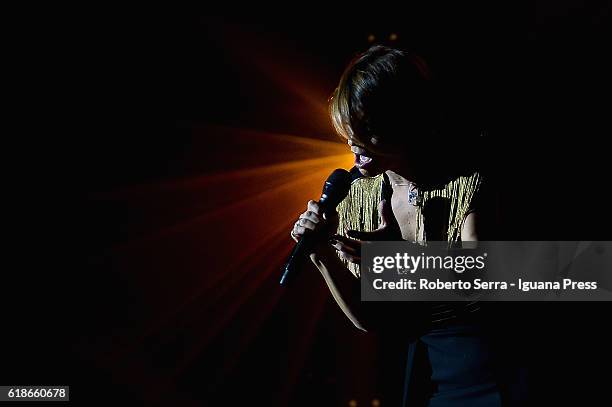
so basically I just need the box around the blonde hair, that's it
[328,45,434,148]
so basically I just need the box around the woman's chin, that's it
[357,165,383,177]
[353,153,384,177]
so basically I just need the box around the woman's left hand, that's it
[329,198,402,264]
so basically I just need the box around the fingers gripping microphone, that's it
[280,168,352,286]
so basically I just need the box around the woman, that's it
[290,46,522,406]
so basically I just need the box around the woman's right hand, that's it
[290,200,337,244]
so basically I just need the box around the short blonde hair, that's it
[328,45,434,149]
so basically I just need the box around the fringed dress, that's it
[334,171,505,406]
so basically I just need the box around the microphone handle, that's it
[279,204,333,286]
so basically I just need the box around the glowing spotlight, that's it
[367,34,376,43]
[389,33,398,41]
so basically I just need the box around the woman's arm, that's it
[292,198,417,333]
[290,200,369,332]
[309,243,368,332]
[461,211,479,242]
[307,198,406,333]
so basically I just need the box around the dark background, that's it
[6,5,612,406]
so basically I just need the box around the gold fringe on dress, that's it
[415,172,482,243]
[335,173,384,278]
[335,171,482,278]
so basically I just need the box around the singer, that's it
[290,46,523,406]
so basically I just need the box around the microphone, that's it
[280,168,353,286]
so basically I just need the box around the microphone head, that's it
[319,168,352,209]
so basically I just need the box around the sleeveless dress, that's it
[334,170,505,406]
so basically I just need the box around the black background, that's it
[5,5,612,406]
